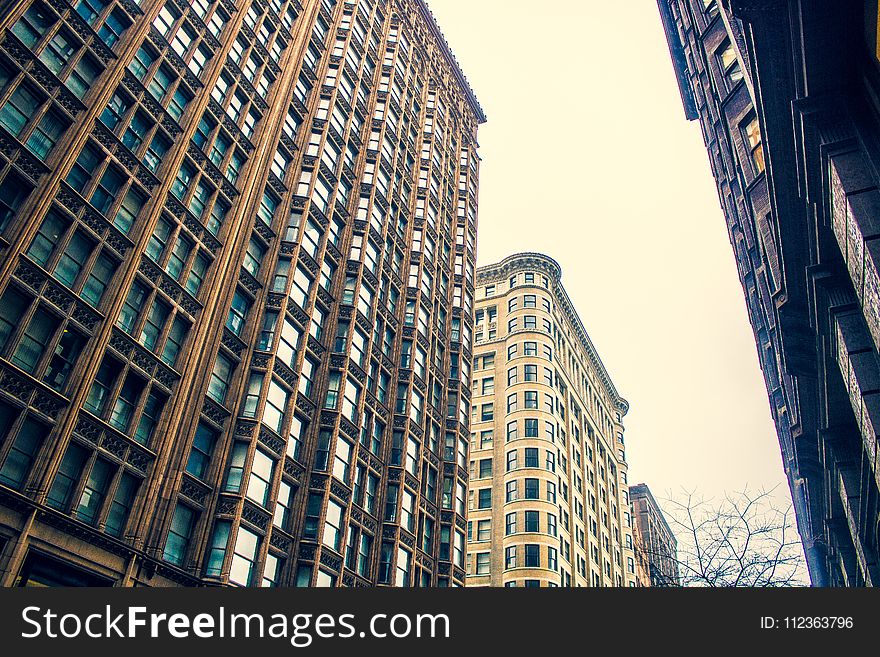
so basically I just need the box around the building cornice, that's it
[477,253,629,416]
[414,0,487,124]
[630,483,677,546]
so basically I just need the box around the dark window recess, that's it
[14,550,114,587]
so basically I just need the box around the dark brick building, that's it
[0,0,484,586]
[658,0,880,585]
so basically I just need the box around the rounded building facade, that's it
[467,253,635,587]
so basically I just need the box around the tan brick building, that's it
[465,253,637,587]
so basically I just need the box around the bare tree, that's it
[636,487,808,587]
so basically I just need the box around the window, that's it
[289,267,312,309]
[333,437,352,482]
[226,289,250,336]
[11,306,59,374]
[27,210,67,268]
[524,447,539,468]
[83,357,118,415]
[743,113,765,173]
[0,413,45,490]
[105,472,138,537]
[246,450,274,507]
[0,170,33,234]
[524,544,540,568]
[524,510,539,533]
[524,478,539,500]
[401,488,416,532]
[303,492,322,539]
[81,252,117,308]
[108,373,142,431]
[229,526,259,586]
[315,430,332,472]
[75,457,113,524]
[343,377,361,422]
[243,238,265,278]
[139,297,168,350]
[405,437,419,476]
[323,500,344,551]
[299,356,317,397]
[474,552,490,575]
[260,378,287,433]
[505,480,517,503]
[203,521,230,577]
[524,419,538,438]
[186,422,217,479]
[506,449,518,472]
[505,546,516,569]
[274,480,294,530]
[718,40,743,86]
[207,352,234,404]
[12,5,54,48]
[0,85,69,158]
[163,503,195,566]
[115,187,145,235]
[357,533,372,577]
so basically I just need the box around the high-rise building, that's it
[465,253,637,587]
[629,483,678,587]
[657,0,880,585]
[0,0,484,587]
[629,507,652,588]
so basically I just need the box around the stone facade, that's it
[658,0,880,585]
[465,253,637,587]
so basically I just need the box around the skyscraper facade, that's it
[0,0,484,587]
[658,0,880,585]
[465,253,637,587]
[629,483,679,587]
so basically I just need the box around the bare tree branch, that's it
[633,487,808,587]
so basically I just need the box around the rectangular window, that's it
[229,526,259,586]
[207,352,234,404]
[743,113,765,173]
[185,422,217,479]
[204,520,231,577]
[75,457,114,525]
[163,503,196,566]
[222,442,248,493]
[0,416,45,490]
[104,472,139,537]
[246,449,274,507]
[323,499,344,552]
[12,306,58,373]
[46,442,89,510]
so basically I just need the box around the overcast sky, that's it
[426,0,793,511]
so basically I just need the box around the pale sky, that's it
[427,1,793,511]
